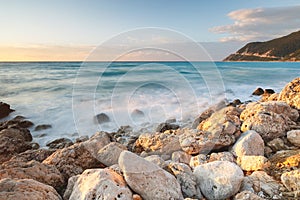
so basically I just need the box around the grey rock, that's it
[287,130,300,147]
[94,113,110,124]
[281,169,300,192]
[97,142,127,166]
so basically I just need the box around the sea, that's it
[0,61,299,146]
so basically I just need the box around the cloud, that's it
[211,5,300,42]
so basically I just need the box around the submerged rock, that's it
[66,168,132,200]
[193,161,244,200]
[0,178,62,200]
[34,124,52,131]
[119,150,183,200]
[0,102,14,119]
[278,77,300,109]
[94,113,110,124]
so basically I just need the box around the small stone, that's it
[0,102,14,119]
[281,169,300,191]
[144,155,167,169]
[237,156,270,171]
[172,151,192,165]
[252,88,264,96]
[208,152,234,163]
[97,142,127,167]
[267,138,286,151]
[156,122,180,133]
[94,113,110,124]
[189,154,207,168]
[46,138,73,149]
[287,130,300,147]
[34,124,52,131]
[234,190,264,200]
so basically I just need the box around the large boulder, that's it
[231,130,264,157]
[66,168,132,200]
[240,101,298,141]
[193,161,244,200]
[43,132,110,181]
[278,77,300,109]
[118,150,183,200]
[0,160,64,191]
[0,102,14,119]
[0,178,62,200]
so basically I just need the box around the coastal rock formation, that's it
[118,150,183,200]
[46,138,73,149]
[231,130,265,157]
[8,149,55,163]
[0,160,64,191]
[193,161,244,200]
[66,168,132,200]
[0,178,62,200]
[278,77,300,109]
[0,102,14,119]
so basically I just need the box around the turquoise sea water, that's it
[0,61,299,145]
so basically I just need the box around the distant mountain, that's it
[224,30,300,61]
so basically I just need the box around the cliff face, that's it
[224,30,300,61]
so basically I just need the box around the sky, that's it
[0,0,300,61]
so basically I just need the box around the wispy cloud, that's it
[211,5,300,42]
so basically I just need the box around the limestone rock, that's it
[156,122,180,133]
[248,171,283,198]
[43,131,110,181]
[240,101,298,141]
[63,175,79,200]
[193,161,244,200]
[0,102,14,119]
[281,169,300,192]
[97,142,127,166]
[119,150,183,200]
[231,130,264,157]
[9,149,55,163]
[172,151,192,165]
[189,154,207,169]
[0,178,62,200]
[67,168,132,200]
[237,156,269,171]
[234,191,264,200]
[287,130,300,147]
[208,151,234,163]
[168,162,203,199]
[278,77,300,109]
[144,155,167,169]
[0,160,64,191]
[267,138,286,152]
[46,138,73,149]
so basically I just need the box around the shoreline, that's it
[0,77,300,199]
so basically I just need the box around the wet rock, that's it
[172,151,192,165]
[119,150,183,200]
[265,89,275,94]
[131,109,145,118]
[96,142,127,167]
[208,151,234,163]
[168,162,203,199]
[0,127,32,142]
[229,99,242,107]
[144,155,167,169]
[75,135,89,143]
[237,156,270,171]
[166,118,176,123]
[193,161,244,200]
[156,122,180,133]
[66,168,132,200]
[252,88,264,96]
[278,77,300,109]
[0,102,14,119]
[43,132,110,181]
[34,124,52,131]
[94,113,110,124]
[133,131,181,156]
[281,169,300,192]
[0,178,62,200]
[240,101,298,141]
[46,138,73,149]
[287,130,300,147]
[231,130,265,157]
[248,171,283,198]
[234,191,264,200]
[189,154,207,169]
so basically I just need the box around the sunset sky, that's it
[1,0,300,61]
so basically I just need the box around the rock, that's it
[0,178,62,200]
[194,161,244,200]
[63,175,79,200]
[281,169,300,192]
[0,160,64,192]
[131,109,145,118]
[229,99,242,107]
[166,118,176,123]
[75,135,89,143]
[248,171,283,198]
[231,130,265,157]
[119,150,183,200]
[172,151,192,165]
[66,168,132,200]
[94,113,110,124]
[96,142,127,167]
[133,131,182,156]
[43,131,110,181]
[144,155,167,169]
[189,154,207,169]
[168,162,203,199]
[34,124,52,131]
[252,88,264,96]
[240,101,298,141]
[287,130,300,147]
[237,156,270,171]
[46,138,73,149]
[9,148,55,163]
[234,191,264,200]
[0,127,32,142]
[0,102,14,119]
[278,77,300,109]
[208,151,234,163]
[156,122,180,133]
[266,149,300,180]
[267,138,286,152]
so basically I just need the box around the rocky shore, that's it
[0,77,300,200]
